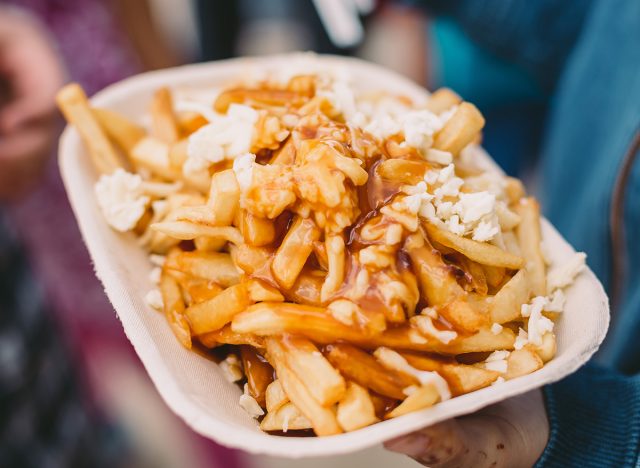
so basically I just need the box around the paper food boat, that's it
[58,54,609,458]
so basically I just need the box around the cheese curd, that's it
[95,169,149,232]
[184,104,258,174]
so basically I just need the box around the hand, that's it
[385,390,548,468]
[0,7,66,200]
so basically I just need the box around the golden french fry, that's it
[433,102,485,155]
[484,265,508,291]
[165,250,240,287]
[182,279,223,304]
[260,402,312,432]
[92,107,146,153]
[230,244,277,284]
[240,345,274,408]
[325,343,416,400]
[505,177,526,204]
[271,217,321,289]
[56,83,123,173]
[336,383,379,431]
[168,139,189,170]
[376,158,431,185]
[198,325,264,349]
[425,87,462,114]
[177,111,207,135]
[401,353,499,396]
[457,255,489,295]
[150,87,180,144]
[160,270,192,349]
[516,198,546,296]
[186,283,250,335]
[269,137,295,165]
[265,379,289,413]
[208,169,240,226]
[237,211,275,246]
[278,336,346,406]
[505,347,543,380]
[425,223,524,270]
[131,137,181,181]
[489,269,530,323]
[151,221,243,245]
[385,385,439,419]
[320,235,345,302]
[535,333,557,363]
[247,279,284,302]
[232,302,515,354]
[284,269,324,306]
[194,236,227,252]
[265,338,342,436]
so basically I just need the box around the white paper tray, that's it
[58,54,609,458]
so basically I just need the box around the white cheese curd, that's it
[185,103,258,175]
[149,254,166,267]
[484,350,510,374]
[491,323,504,335]
[454,192,496,224]
[239,383,264,419]
[149,267,162,284]
[219,354,244,383]
[232,153,256,191]
[472,219,500,242]
[318,79,358,121]
[514,328,529,350]
[413,315,458,344]
[521,295,547,318]
[95,169,150,232]
[547,252,587,291]
[526,300,555,346]
[374,347,451,401]
[144,289,163,310]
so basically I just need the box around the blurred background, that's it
[0,0,549,466]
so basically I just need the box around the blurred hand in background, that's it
[0,6,65,200]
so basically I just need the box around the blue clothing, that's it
[415,0,640,465]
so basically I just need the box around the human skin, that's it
[385,390,549,467]
[0,6,66,200]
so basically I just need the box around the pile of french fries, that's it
[57,69,585,436]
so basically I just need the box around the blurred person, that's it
[382,0,640,466]
[0,2,242,467]
[0,5,130,467]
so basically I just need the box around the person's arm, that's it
[386,363,640,467]
[409,0,593,89]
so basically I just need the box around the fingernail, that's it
[385,433,430,458]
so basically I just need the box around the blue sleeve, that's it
[536,363,640,467]
[407,0,593,89]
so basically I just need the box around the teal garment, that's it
[414,0,640,465]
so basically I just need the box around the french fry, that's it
[198,325,264,349]
[457,255,488,295]
[425,87,462,114]
[232,302,516,354]
[271,217,321,289]
[182,279,223,304]
[265,338,342,436]
[284,270,324,306]
[131,137,181,181]
[160,270,192,349]
[433,102,485,156]
[325,343,416,399]
[336,383,379,431]
[260,402,312,432]
[92,107,146,153]
[535,333,557,363]
[237,211,276,246]
[376,159,431,185]
[168,139,189,170]
[150,87,180,144]
[165,250,240,287]
[240,345,274,407]
[385,385,439,419]
[186,283,250,335]
[278,336,346,406]
[489,269,530,323]
[320,235,345,302]
[56,83,123,173]
[247,278,284,302]
[151,221,243,245]
[401,353,499,396]
[505,347,543,380]
[424,222,524,270]
[516,198,546,296]
[177,111,208,135]
[484,265,507,291]
[194,236,227,252]
[208,169,240,226]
